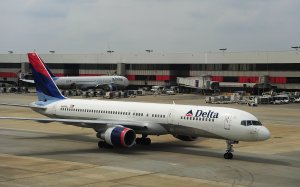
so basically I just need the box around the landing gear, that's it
[224,152,233,159]
[224,140,238,159]
[98,140,113,149]
[96,132,113,149]
[136,134,151,145]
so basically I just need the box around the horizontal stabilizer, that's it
[20,79,35,84]
[0,103,46,109]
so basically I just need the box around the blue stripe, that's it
[111,126,124,146]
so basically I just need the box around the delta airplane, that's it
[0,53,271,159]
[21,56,129,91]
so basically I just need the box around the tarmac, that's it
[0,93,299,187]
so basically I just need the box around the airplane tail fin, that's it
[27,52,65,101]
[40,58,56,78]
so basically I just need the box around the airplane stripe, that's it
[28,53,50,78]
[120,128,129,147]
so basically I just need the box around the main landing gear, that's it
[96,132,113,149]
[136,134,151,145]
[224,140,239,159]
[98,140,113,149]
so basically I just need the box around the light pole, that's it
[219,48,227,52]
[145,49,153,53]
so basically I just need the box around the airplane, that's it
[20,56,129,91]
[0,52,271,159]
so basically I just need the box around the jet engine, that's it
[106,84,117,91]
[173,135,198,141]
[100,126,136,147]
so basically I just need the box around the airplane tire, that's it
[98,141,113,149]
[144,138,151,145]
[224,153,233,159]
[98,141,105,149]
[136,137,151,145]
[136,138,142,144]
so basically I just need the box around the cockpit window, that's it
[241,120,262,126]
[247,120,253,126]
[251,121,262,126]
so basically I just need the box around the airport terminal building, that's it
[0,50,300,91]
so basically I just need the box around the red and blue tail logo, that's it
[185,110,193,117]
[28,53,65,101]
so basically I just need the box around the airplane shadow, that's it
[17,134,291,166]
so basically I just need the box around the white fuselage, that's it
[33,99,270,142]
[53,75,129,90]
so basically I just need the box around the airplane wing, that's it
[20,79,35,84]
[0,117,150,131]
[0,103,167,133]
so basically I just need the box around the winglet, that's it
[28,52,65,101]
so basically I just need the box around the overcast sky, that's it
[0,0,299,54]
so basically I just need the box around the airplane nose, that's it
[257,126,271,140]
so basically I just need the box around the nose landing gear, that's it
[224,140,238,159]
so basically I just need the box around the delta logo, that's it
[185,110,193,117]
[185,109,219,118]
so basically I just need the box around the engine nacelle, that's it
[106,84,117,91]
[173,135,198,141]
[103,126,136,147]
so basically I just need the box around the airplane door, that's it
[224,114,231,130]
[168,109,174,125]
[52,105,56,115]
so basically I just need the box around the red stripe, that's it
[269,77,287,84]
[120,128,129,147]
[127,75,136,80]
[211,76,223,82]
[239,76,259,83]
[53,73,64,77]
[156,75,171,81]
[0,72,17,78]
